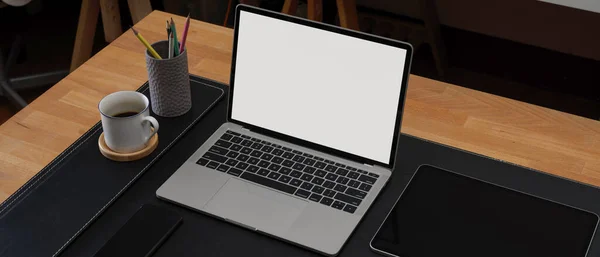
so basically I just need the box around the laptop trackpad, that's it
[204,178,307,235]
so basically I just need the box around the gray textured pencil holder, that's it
[145,40,192,117]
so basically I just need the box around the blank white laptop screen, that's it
[231,10,408,165]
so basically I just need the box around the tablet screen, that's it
[371,165,598,257]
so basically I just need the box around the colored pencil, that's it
[179,14,190,54]
[166,20,171,39]
[170,18,180,56]
[168,32,173,59]
[131,27,162,59]
[167,20,172,58]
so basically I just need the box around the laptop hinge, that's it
[363,163,374,168]
[240,127,250,132]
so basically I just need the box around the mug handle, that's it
[142,116,159,143]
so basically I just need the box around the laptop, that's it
[156,4,413,256]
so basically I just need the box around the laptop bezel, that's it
[227,4,413,170]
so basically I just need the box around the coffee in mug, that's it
[113,111,140,117]
[99,91,159,153]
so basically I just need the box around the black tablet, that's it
[370,165,599,257]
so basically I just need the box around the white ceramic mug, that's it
[99,91,159,153]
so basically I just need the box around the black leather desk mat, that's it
[0,75,225,257]
[59,90,600,256]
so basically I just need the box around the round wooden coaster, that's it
[98,132,158,162]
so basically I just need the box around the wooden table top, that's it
[0,11,599,203]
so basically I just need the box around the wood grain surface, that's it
[1,11,599,203]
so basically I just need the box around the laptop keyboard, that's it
[196,130,379,214]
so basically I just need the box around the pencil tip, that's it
[187,13,190,18]
[131,26,138,34]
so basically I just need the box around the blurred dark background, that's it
[0,0,599,123]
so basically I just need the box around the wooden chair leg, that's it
[100,0,122,42]
[421,0,447,76]
[127,0,152,24]
[307,0,323,21]
[70,0,100,72]
[335,0,359,30]
[282,0,298,15]
[224,0,234,26]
